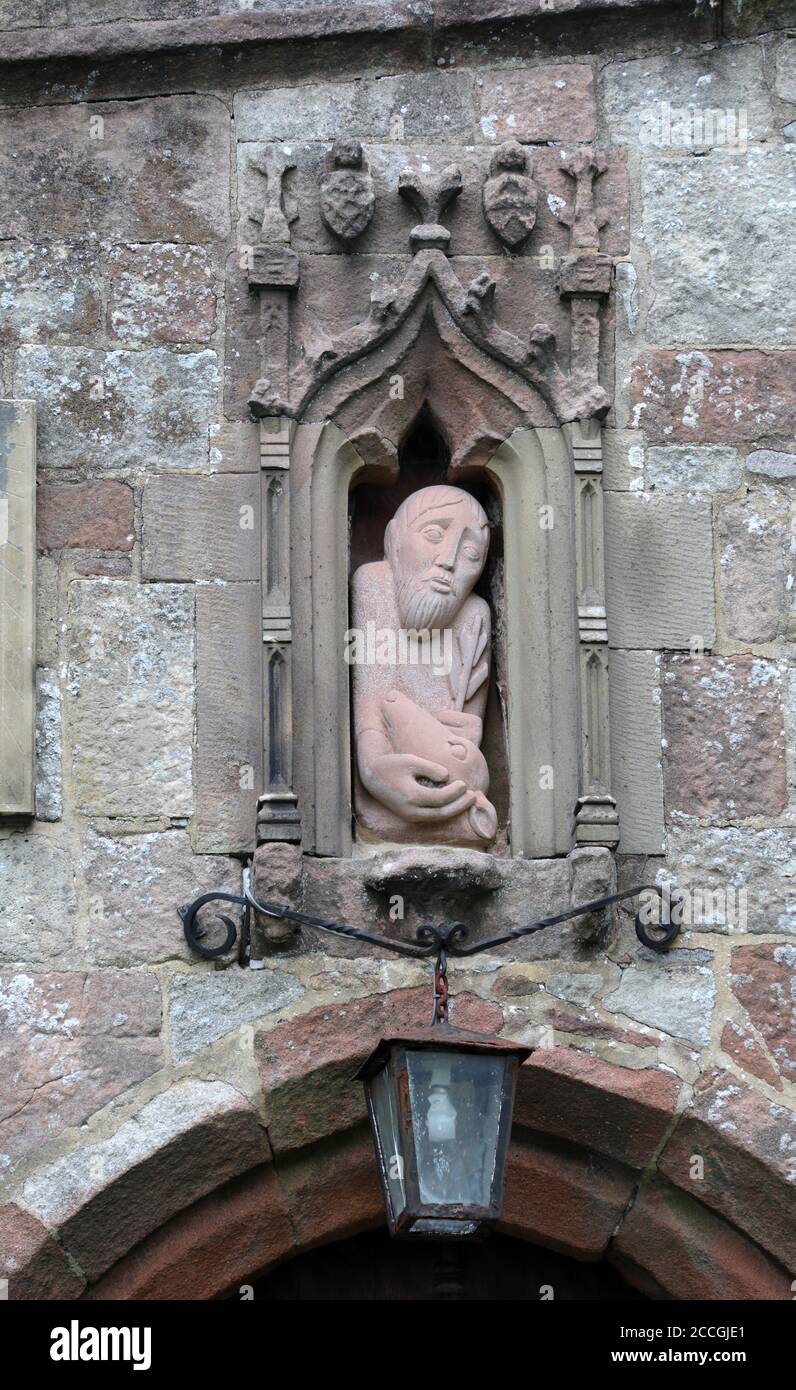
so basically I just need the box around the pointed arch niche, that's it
[256,293,618,859]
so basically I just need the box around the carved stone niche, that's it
[245,145,620,939]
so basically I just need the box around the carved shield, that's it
[483,169,538,248]
[320,167,375,244]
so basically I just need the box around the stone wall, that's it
[0,0,794,1296]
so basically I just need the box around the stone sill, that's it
[0,0,683,67]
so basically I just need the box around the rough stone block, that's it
[84,828,242,966]
[194,582,263,854]
[169,967,303,1064]
[22,1080,271,1281]
[207,418,260,474]
[66,580,193,819]
[14,345,218,472]
[662,656,787,819]
[610,1179,792,1301]
[501,1135,634,1259]
[646,445,741,493]
[0,1203,85,1301]
[0,96,231,243]
[721,1019,781,1091]
[609,650,664,855]
[142,475,259,581]
[37,480,134,552]
[602,428,644,491]
[600,45,773,147]
[35,554,58,666]
[775,37,796,103]
[718,492,790,643]
[746,449,796,479]
[0,830,77,964]
[631,349,796,443]
[731,943,796,1087]
[658,1069,796,1272]
[234,70,477,143]
[603,962,715,1046]
[514,1048,683,1169]
[604,494,715,648]
[0,243,101,342]
[665,824,795,936]
[108,243,217,344]
[641,149,796,346]
[477,64,596,142]
[34,669,62,822]
[0,970,162,1172]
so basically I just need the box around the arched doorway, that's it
[243,1228,647,1301]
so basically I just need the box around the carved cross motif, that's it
[557,147,608,251]
[248,145,298,244]
[398,163,463,250]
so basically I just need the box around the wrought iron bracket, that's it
[178,881,682,964]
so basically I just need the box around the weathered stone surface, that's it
[84,828,242,966]
[234,71,477,143]
[0,970,162,1172]
[207,418,260,474]
[545,971,603,1007]
[169,967,303,1064]
[15,346,218,472]
[0,96,231,242]
[666,824,795,936]
[662,656,787,819]
[0,831,77,964]
[605,495,715,648]
[34,669,62,822]
[514,1048,683,1168]
[255,987,503,1153]
[142,475,258,580]
[646,445,741,493]
[477,65,595,143]
[0,398,36,816]
[609,650,663,855]
[85,1163,293,1301]
[610,1179,792,1301]
[0,243,101,341]
[721,1020,781,1091]
[194,582,262,855]
[275,1130,383,1251]
[603,963,715,1046]
[601,45,773,148]
[500,1134,634,1259]
[66,580,193,818]
[631,350,796,443]
[746,449,796,479]
[108,243,217,344]
[36,555,58,666]
[731,943,796,1086]
[0,1202,85,1301]
[37,481,134,552]
[775,37,796,103]
[22,1080,271,1281]
[658,1069,796,1271]
[718,493,790,643]
[602,427,645,491]
[641,149,796,346]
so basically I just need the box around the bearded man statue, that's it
[349,484,498,846]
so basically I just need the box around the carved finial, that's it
[319,137,375,245]
[482,141,539,249]
[398,164,463,251]
[463,270,497,324]
[249,145,298,245]
[556,147,608,250]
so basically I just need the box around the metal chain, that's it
[432,948,449,1025]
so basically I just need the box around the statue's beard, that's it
[395,572,462,632]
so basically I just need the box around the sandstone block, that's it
[601,45,772,148]
[665,824,795,936]
[631,349,796,443]
[169,967,303,1064]
[731,943,796,1087]
[142,474,259,581]
[603,962,715,1046]
[718,492,790,642]
[477,64,596,142]
[500,1135,634,1259]
[605,494,715,648]
[609,650,664,854]
[108,243,217,345]
[0,243,101,341]
[645,445,741,493]
[0,831,77,964]
[234,71,477,143]
[0,1203,84,1301]
[34,669,62,822]
[37,480,134,552]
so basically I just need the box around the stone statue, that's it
[349,485,497,846]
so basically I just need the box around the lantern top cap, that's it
[354,1022,532,1081]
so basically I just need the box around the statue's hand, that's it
[361,752,475,823]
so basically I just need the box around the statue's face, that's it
[389,496,488,630]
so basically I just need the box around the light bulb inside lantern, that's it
[427,1058,457,1142]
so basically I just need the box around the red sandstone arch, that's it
[2,993,793,1301]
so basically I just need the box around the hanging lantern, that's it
[356,1023,531,1239]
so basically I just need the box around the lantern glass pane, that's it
[406,1050,506,1209]
[368,1059,407,1223]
